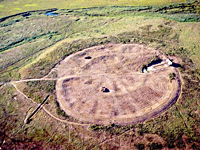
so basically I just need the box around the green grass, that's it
[0,0,186,18]
[0,1,199,82]
[16,80,56,103]
[0,1,200,149]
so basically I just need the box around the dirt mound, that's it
[55,44,181,125]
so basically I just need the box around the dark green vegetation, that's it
[169,72,176,81]
[0,0,186,18]
[0,1,200,149]
[17,80,56,103]
[15,80,77,122]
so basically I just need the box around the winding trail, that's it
[9,61,182,126]
[10,67,182,125]
[3,42,183,147]
[12,78,58,83]
[11,79,91,126]
[7,60,183,149]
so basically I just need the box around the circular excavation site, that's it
[56,44,181,125]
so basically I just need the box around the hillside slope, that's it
[0,0,186,17]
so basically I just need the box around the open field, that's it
[0,0,186,18]
[0,1,200,149]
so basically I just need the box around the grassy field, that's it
[0,1,200,149]
[0,0,186,18]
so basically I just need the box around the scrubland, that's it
[0,1,200,149]
[0,0,186,18]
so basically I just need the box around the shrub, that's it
[149,142,163,150]
[169,72,176,81]
[134,143,145,150]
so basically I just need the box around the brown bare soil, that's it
[56,44,181,125]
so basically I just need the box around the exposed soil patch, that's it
[55,44,181,125]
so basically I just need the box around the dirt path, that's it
[9,70,182,148]
[5,43,183,128]
[7,47,183,148]
[91,68,183,148]
[12,73,182,124]
[54,44,183,125]
[11,78,58,84]
[11,82,37,104]
[9,43,183,126]
[42,68,58,79]
[11,81,90,126]
[10,65,182,126]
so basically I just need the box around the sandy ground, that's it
[55,44,180,125]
